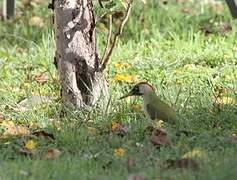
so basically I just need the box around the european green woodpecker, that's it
[120,82,177,123]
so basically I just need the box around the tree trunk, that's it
[54,0,109,109]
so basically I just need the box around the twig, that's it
[101,12,113,64]
[99,0,133,71]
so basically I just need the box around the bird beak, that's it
[119,90,134,100]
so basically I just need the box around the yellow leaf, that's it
[25,140,37,150]
[182,148,204,159]
[114,74,138,83]
[114,62,130,69]
[29,16,44,28]
[111,122,121,131]
[114,148,125,157]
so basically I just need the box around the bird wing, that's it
[146,102,159,120]
[146,99,177,122]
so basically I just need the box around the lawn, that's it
[0,0,236,179]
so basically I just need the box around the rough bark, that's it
[54,0,109,109]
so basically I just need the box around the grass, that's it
[0,0,237,179]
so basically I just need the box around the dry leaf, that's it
[29,16,44,28]
[150,128,172,147]
[34,73,49,84]
[25,140,37,150]
[166,158,199,170]
[1,121,30,138]
[111,122,130,136]
[46,148,61,159]
[114,148,125,157]
[111,122,121,131]
[128,174,144,180]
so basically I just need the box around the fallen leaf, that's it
[114,148,125,157]
[166,158,199,170]
[114,62,131,69]
[111,122,130,136]
[32,130,55,140]
[46,148,61,159]
[34,73,49,84]
[128,174,144,180]
[111,122,121,131]
[29,16,45,28]
[182,148,204,159]
[24,139,37,150]
[150,128,172,147]
[1,121,30,138]
[114,74,138,83]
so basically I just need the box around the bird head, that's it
[120,82,155,99]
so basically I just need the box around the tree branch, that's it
[101,12,113,64]
[99,0,133,71]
